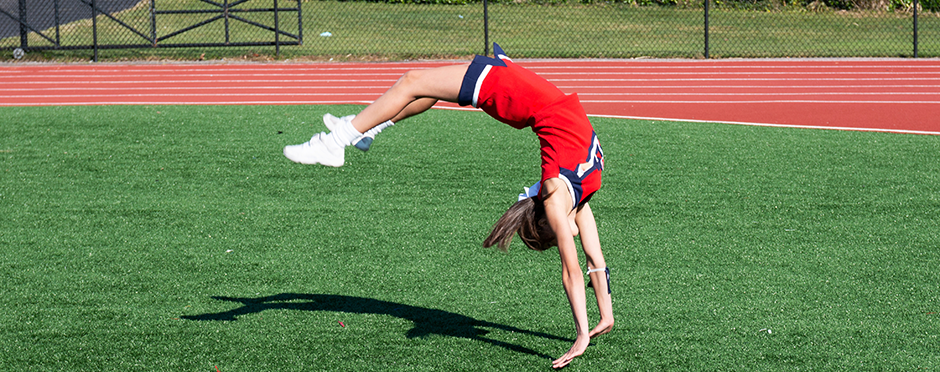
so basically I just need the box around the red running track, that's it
[2,59,938,135]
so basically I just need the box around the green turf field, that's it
[1,105,938,370]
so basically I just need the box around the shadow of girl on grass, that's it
[182,293,570,359]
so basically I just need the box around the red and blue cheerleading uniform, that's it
[457,43,604,208]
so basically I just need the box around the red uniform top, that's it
[458,44,604,207]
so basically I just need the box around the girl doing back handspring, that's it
[284,44,614,369]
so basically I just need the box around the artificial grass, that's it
[1,105,938,371]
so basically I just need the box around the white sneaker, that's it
[283,132,345,167]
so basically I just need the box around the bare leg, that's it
[392,97,439,123]
[350,64,468,133]
[283,64,465,167]
[320,95,440,153]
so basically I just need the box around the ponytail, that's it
[483,196,557,252]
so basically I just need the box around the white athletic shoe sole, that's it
[283,132,345,167]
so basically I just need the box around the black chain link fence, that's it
[1,0,935,61]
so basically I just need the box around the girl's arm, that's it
[575,203,614,337]
[541,178,591,369]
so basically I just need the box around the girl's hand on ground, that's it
[552,334,590,369]
[589,320,613,338]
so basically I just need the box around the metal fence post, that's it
[913,0,919,58]
[92,0,98,61]
[704,0,710,58]
[275,0,280,58]
[483,0,489,56]
[224,0,230,44]
[54,0,61,46]
[297,0,303,45]
[18,0,27,50]
[150,0,157,46]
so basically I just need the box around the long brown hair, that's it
[483,197,557,252]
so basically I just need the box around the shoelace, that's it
[303,133,324,147]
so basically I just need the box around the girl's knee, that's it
[397,70,425,87]
[392,64,465,102]
[392,69,441,98]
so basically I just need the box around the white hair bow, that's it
[518,181,542,201]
